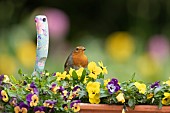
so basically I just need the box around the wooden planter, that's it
[80,103,170,113]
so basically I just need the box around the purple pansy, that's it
[26,93,39,107]
[34,106,46,112]
[107,78,120,94]
[151,81,160,88]
[14,102,29,113]
[58,86,64,92]
[73,86,80,92]
[9,97,17,106]
[30,82,38,94]
[43,100,57,108]
[26,94,33,104]
[70,100,81,108]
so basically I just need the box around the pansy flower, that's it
[0,90,9,102]
[62,104,68,111]
[107,78,120,94]
[50,83,59,94]
[14,102,28,113]
[25,82,38,94]
[88,62,102,79]
[116,93,125,103]
[34,106,46,113]
[76,67,84,80]
[89,93,100,104]
[43,100,56,108]
[9,97,17,106]
[26,93,39,107]
[134,82,146,94]
[151,81,160,88]
[72,86,80,97]
[70,100,81,112]
[86,81,101,104]
[56,71,67,81]
[98,61,108,74]
[62,90,70,101]
[162,92,170,105]
[58,86,65,92]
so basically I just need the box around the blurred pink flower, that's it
[148,35,170,63]
[44,8,70,40]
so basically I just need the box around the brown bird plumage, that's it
[64,46,88,72]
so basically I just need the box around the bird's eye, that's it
[42,18,46,22]
[76,48,79,51]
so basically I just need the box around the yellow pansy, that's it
[1,90,9,102]
[89,93,100,104]
[116,93,125,103]
[134,82,146,94]
[86,82,100,98]
[147,93,154,99]
[71,103,80,112]
[98,61,108,74]
[162,92,170,105]
[56,71,67,81]
[30,94,39,107]
[76,67,84,79]
[88,62,102,79]
[104,79,110,87]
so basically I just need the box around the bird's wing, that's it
[64,52,73,72]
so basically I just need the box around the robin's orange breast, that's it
[72,52,88,68]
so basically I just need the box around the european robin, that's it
[64,46,88,72]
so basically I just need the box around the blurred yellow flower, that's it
[136,53,161,77]
[0,54,16,74]
[16,40,36,68]
[105,32,135,62]
[88,62,102,79]
[162,92,170,105]
[163,79,170,86]
[134,82,146,94]
[116,93,125,103]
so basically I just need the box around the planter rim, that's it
[80,103,170,112]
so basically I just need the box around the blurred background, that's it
[0,0,170,82]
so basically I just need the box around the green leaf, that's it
[7,89,17,97]
[98,73,104,79]
[9,75,18,84]
[79,90,87,99]
[80,69,86,83]
[96,78,104,86]
[100,90,110,98]
[72,71,78,80]
[128,98,135,109]
[18,69,23,75]
[154,87,162,95]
